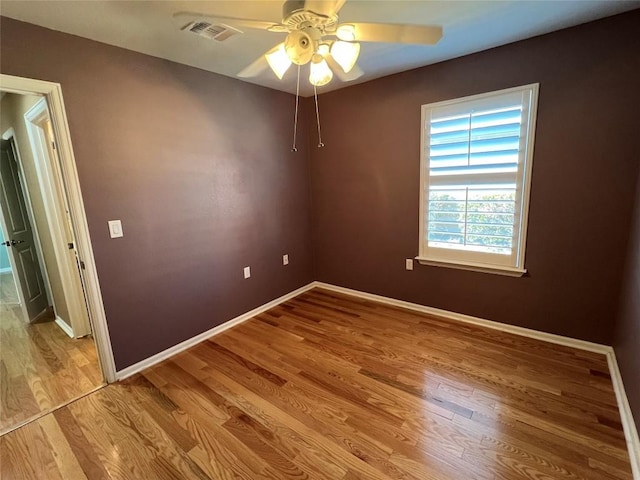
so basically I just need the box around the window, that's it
[418,84,539,276]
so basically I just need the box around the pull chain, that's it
[314,85,324,148]
[291,65,301,152]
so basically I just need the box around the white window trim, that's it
[415,257,527,277]
[417,83,539,276]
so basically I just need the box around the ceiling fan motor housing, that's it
[283,0,307,19]
[282,0,338,31]
[285,27,321,65]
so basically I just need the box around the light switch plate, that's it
[283,254,289,265]
[108,220,123,238]
[406,259,414,270]
[243,266,251,279]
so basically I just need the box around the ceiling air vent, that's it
[182,21,242,41]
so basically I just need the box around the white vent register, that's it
[182,21,242,41]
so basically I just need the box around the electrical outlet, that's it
[283,254,289,265]
[406,259,414,270]
[243,266,251,279]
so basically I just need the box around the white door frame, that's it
[0,74,116,383]
[1,129,54,311]
[24,97,91,338]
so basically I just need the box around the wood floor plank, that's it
[1,288,633,479]
[202,366,392,480]
[173,357,350,479]
[0,304,103,434]
[0,418,64,480]
[53,406,112,479]
[123,374,199,453]
[37,414,89,480]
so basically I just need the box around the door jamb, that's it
[0,74,116,383]
[24,97,91,338]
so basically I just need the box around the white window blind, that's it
[418,84,538,274]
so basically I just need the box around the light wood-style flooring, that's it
[0,272,19,304]
[0,302,103,434]
[1,288,633,479]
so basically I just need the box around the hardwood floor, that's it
[1,288,633,479]
[0,303,103,434]
[0,271,19,304]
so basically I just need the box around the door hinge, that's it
[51,141,56,150]
[80,260,86,270]
[68,242,74,250]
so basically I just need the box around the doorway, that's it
[0,75,115,435]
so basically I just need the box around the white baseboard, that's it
[0,267,12,274]
[115,282,316,381]
[607,351,640,479]
[313,282,611,354]
[312,281,640,479]
[55,316,74,338]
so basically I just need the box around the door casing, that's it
[23,97,91,338]
[1,74,116,383]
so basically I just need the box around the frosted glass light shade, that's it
[265,43,292,79]
[336,24,356,41]
[309,58,333,86]
[330,41,360,73]
[317,43,330,57]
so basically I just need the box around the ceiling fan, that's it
[174,0,443,88]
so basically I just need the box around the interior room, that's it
[0,1,639,479]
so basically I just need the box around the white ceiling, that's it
[1,1,638,96]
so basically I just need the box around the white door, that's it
[0,139,49,320]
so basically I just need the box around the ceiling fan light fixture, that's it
[317,43,330,57]
[309,57,333,86]
[265,43,292,79]
[336,24,356,41]
[330,40,360,73]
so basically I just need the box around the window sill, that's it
[415,257,527,277]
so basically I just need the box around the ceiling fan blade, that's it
[238,55,270,78]
[303,0,347,17]
[343,23,442,45]
[325,56,363,82]
[173,12,283,31]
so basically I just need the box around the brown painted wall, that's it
[614,164,640,432]
[310,10,640,345]
[0,17,313,370]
